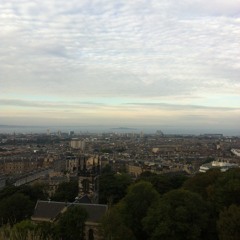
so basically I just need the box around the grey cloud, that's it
[125,102,240,111]
[0,99,106,109]
[0,0,240,100]
[155,0,240,17]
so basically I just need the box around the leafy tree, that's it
[0,224,12,240]
[37,222,56,240]
[0,220,54,240]
[101,164,113,174]
[120,181,160,240]
[11,220,38,240]
[183,169,221,199]
[99,172,132,204]
[0,193,34,225]
[208,168,240,210]
[0,185,18,199]
[52,180,78,202]
[100,206,136,240]
[143,189,209,240]
[56,205,88,240]
[217,204,240,240]
[138,172,188,195]
[17,183,48,202]
[0,184,48,203]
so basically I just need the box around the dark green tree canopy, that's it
[183,169,221,199]
[99,172,132,204]
[57,205,88,240]
[0,193,34,225]
[217,204,240,240]
[138,171,188,195]
[52,180,79,202]
[209,168,240,210]
[120,181,160,240]
[143,189,209,240]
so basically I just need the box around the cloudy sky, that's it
[0,0,240,134]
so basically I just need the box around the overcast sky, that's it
[0,0,240,134]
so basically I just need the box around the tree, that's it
[183,169,221,199]
[143,189,209,240]
[0,185,18,199]
[208,168,240,211]
[11,220,38,240]
[0,220,55,240]
[0,183,48,203]
[56,205,88,240]
[100,206,136,240]
[52,180,79,202]
[99,172,132,204]
[138,172,188,195]
[120,181,160,240]
[17,183,48,202]
[37,222,56,240]
[217,204,240,240]
[0,193,34,225]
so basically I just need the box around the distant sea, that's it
[0,125,142,135]
[0,125,239,136]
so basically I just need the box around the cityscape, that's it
[0,128,240,239]
[1,0,240,239]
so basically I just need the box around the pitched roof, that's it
[71,203,107,222]
[32,200,107,223]
[32,201,66,222]
[76,194,92,204]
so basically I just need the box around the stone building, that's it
[31,200,107,240]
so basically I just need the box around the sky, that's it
[0,0,240,134]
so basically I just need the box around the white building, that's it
[199,161,239,173]
[231,149,240,157]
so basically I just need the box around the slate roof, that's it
[77,194,92,204]
[32,200,107,223]
[71,203,107,222]
[31,201,66,221]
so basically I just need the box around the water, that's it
[0,125,239,136]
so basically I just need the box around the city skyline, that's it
[0,0,240,133]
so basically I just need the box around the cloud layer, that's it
[0,0,240,133]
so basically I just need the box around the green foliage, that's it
[101,164,113,174]
[138,171,188,195]
[100,206,136,240]
[183,169,221,199]
[99,172,132,204]
[217,204,240,240]
[143,189,209,240]
[0,224,12,240]
[11,220,38,240]
[0,184,48,203]
[36,222,56,240]
[208,168,240,210]
[56,205,88,240]
[17,184,49,202]
[100,181,159,240]
[0,186,18,199]
[0,220,55,240]
[51,180,78,202]
[0,193,34,226]
[120,181,160,240]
